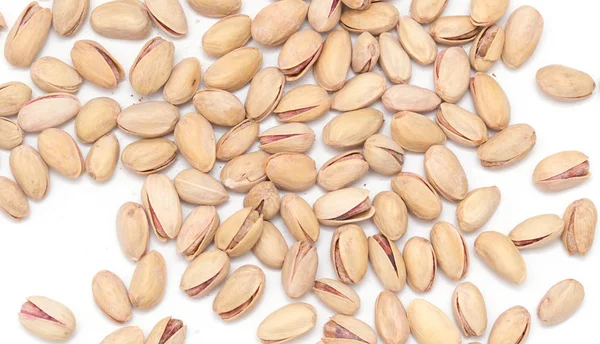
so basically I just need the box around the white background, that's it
[0,0,598,343]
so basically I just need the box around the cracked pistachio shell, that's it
[430,221,469,280]
[71,40,125,89]
[436,103,488,147]
[215,207,264,257]
[489,306,531,344]
[85,133,120,182]
[341,3,399,35]
[0,82,32,117]
[323,314,377,344]
[411,0,448,24]
[116,202,149,261]
[407,299,461,344]
[18,296,76,341]
[253,221,288,269]
[477,124,536,168]
[536,65,595,101]
[213,265,265,321]
[265,153,317,192]
[397,16,437,65]
[100,326,144,344]
[475,231,527,284]
[203,15,251,57]
[352,32,379,74]
[245,67,285,122]
[274,84,331,122]
[331,224,369,284]
[509,214,565,249]
[129,250,166,310]
[121,138,177,175]
[452,282,487,337]
[18,93,81,133]
[216,119,260,161]
[434,47,470,103]
[244,181,281,220]
[318,151,369,191]
[117,101,179,138]
[313,278,360,316]
[220,151,269,193]
[280,193,320,243]
[323,109,384,149]
[563,198,597,256]
[470,72,510,130]
[38,128,84,179]
[174,169,228,206]
[470,0,508,26]
[52,0,89,36]
[363,134,405,176]
[0,118,24,150]
[383,84,441,113]
[375,290,409,344]
[331,72,386,112]
[429,15,481,46]
[259,123,315,154]
[251,0,308,46]
[176,206,219,260]
[90,0,152,40]
[163,58,201,105]
[174,112,216,172]
[146,317,186,344]
[403,237,436,292]
[308,0,342,33]
[538,279,584,326]
[342,0,370,10]
[187,0,240,17]
[92,270,132,323]
[205,47,262,91]
[314,28,351,92]
[314,188,376,226]
[145,0,188,37]
[379,32,411,84]
[180,249,230,298]
[391,111,446,153]
[4,2,52,67]
[141,174,182,241]
[30,57,83,93]
[456,186,501,232]
[279,30,323,81]
[469,24,505,72]
[10,145,48,200]
[372,191,407,240]
[424,145,468,202]
[502,6,543,68]
[391,172,442,220]
[0,176,30,221]
[368,234,406,292]
[75,97,120,143]
[129,37,174,95]
[282,241,319,298]
[257,303,317,344]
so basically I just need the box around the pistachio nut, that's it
[251,0,308,46]
[18,296,76,341]
[280,193,320,243]
[92,270,132,323]
[163,58,201,105]
[562,198,597,256]
[424,145,468,202]
[279,30,323,81]
[509,214,565,249]
[257,303,317,344]
[452,282,487,337]
[536,65,595,101]
[85,133,120,183]
[145,0,188,37]
[314,188,376,226]
[75,97,120,143]
[18,93,81,133]
[456,186,501,232]
[259,123,315,154]
[323,314,377,344]
[391,172,443,220]
[174,169,229,206]
[141,174,182,241]
[488,306,531,344]
[375,290,410,344]
[90,0,152,40]
[180,249,230,298]
[146,317,186,344]
[121,139,178,175]
[372,191,407,240]
[175,206,219,260]
[4,2,52,67]
[274,84,331,122]
[363,134,405,176]
[308,0,342,33]
[407,299,461,344]
[282,241,319,298]
[331,72,386,111]
[9,145,49,200]
[129,37,174,95]
[204,47,262,91]
[318,151,369,191]
[331,224,369,284]
[30,57,83,93]
[174,112,216,173]
[533,151,590,191]
[341,3,399,35]
[434,47,470,103]
[477,124,536,168]
[397,16,437,65]
[100,326,144,344]
[52,0,88,36]
[253,221,288,269]
[502,6,543,68]
[71,40,125,89]
[403,237,436,292]
[352,32,379,74]
[244,181,281,220]
[342,0,370,10]
[265,153,317,192]
[368,234,407,292]
[245,67,286,122]
[116,202,149,262]
[323,108,384,149]
[0,82,32,117]
[313,278,361,316]
[430,221,469,280]
[187,0,241,17]
[411,0,448,24]
[382,84,442,113]
[470,72,510,130]
[0,176,30,221]
[391,111,446,153]
[474,231,527,284]
[202,14,252,57]
[436,103,488,147]
[470,0,508,26]
[469,24,505,72]
[37,128,85,179]
[537,279,585,326]
[220,151,269,193]
[0,118,24,150]
[213,265,265,321]
[429,15,481,46]
[216,119,260,161]
[378,32,412,84]
[215,207,264,257]
[314,28,352,91]
[128,250,166,310]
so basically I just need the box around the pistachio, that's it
[90,0,152,40]
[0,82,32,117]
[282,241,319,298]
[176,206,219,260]
[341,3,399,35]
[397,16,437,65]
[163,58,201,105]
[259,123,315,154]
[216,119,260,161]
[4,2,52,67]
[434,47,470,103]
[363,135,405,176]
[129,37,174,95]
[18,296,76,341]
[382,85,442,113]
[187,0,241,17]
[477,124,536,168]
[174,112,216,173]
[330,224,369,284]
[245,67,286,122]
[372,191,407,240]
[342,0,370,10]
[30,56,83,93]
[9,145,49,200]
[251,0,308,46]
[313,278,361,316]
[470,72,510,130]
[279,30,323,81]
[430,221,469,280]
[469,24,505,72]
[52,0,88,36]
[331,72,386,111]
[85,133,120,182]
[562,198,597,256]
[100,326,144,344]
[37,128,85,179]
[274,84,331,122]
[538,279,585,325]
[253,221,288,269]
[308,0,342,33]
[141,174,182,241]
[314,28,352,91]
[429,15,481,46]
[118,101,179,138]
[352,32,379,74]
[452,282,487,337]
[243,182,281,220]
[424,145,468,202]
[174,169,229,206]
[213,265,265,321]
[121,139,178,175]
[391,172,443,220]
[265,153,317,192]
[18,93,81,133]
[215,207,264,257]
[0,176,30,221]
[488,306,531,344]
[318,151,369,191]
[75,97,120,144]
[436,103,488,147]
[92,270,132,323]
[0,118,24,150]
[391,111,446,153]
[116,202,149,262]
[145,0,188,37]
[375,290,410,344]
[128,250,166,310]
[323,108,384,149]
[71,40,125,89]
[368,234,406,292]
[536,65,595,101]
[456,186,501,233]
[533,151,590,191]
[403,237,436,292]
[280,193,320,243]
[180,249,230,298]
[502,6,543,68]
[411,0,448,24]
[146,317,186,344]
[407,299,461,344]
[314,188,376,226]
[509,214,565,249]
[470,0,508,26]
[323,314,377,344]
[378,32,412,84]
[220,151,269,193]
[475,231,527,284]
[204,47,262,91]
[203,14,252,57]
[193,89,245,127]
[257,303,317,344]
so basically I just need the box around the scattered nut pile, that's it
[0,0,597,343]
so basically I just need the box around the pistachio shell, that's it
[470,0,508,26]
[436,103,488,147]
[430,221,469,280]
[407,299,461,344]
[331,224,369,284]
[251,0,308,46]
[187,0,241,17]
[424,145,468,202]
[52,0,89,36]
[176,206,220,260]
[282,241,319,298]
[75,97,120,143]
[180,249,230,298]
[502,6,543,68]
[71,40,125,89]
[391,111,446,153]
[100,326,144,344]
[220,151,269,193]
[475,231,527,284]
[146,317,186,344]
[37,128,85,179]
[215,207,264,257]
[245,67,286,122]
[323,314,377,344]
[117,101,179,138]
[18,93,81,133]
[452,282,487,337]
[323,108,384,149]
[404,237,437,292]
[279,30,323,81]
[372,191,407,240]
[533,151,590,191]
[121,138,178,175]
[469,24,505,72]
[411,0,448,24]
[257,303,317,344]
[429,15,481,46]
[456,186,501,232]
[203,14,252,57]
[378,32,412,84]
[352,32,379,73]
[313,278,361,315]
[382,85,441,113]
[0,176,30,221]
[253,221,288,269]
[213,265,265,321]
[116,202,149,261]
[128,250,167,310]
[204,47,262,91]
[163,58,201,105]
[363,134,405,176]
[477,124,536,168]
[562,198,597,256]
[368,234,407,292]
[488,306,531,344]
[129,37,174,95]
[537,279,585,325]
[243,181,281,220]
[314,28,352,92]
[470,72,511,130]
[313,188,376,226]
[536,65,595,101]
[4,2,52,67]
[265,152,317,192]
[90,0,152,40]
[280,193,320,243]
[9,145,48,200]
[375,291,410,344]
[30,57,83,93]
[259,123,315,154]
[397,16,437,65]
[92,270,132,323]
[308,0,342,33]
[331,72,386,111]
[318,151,369,191]
[0,82,32,117]
[18,296,76,341]
[509,214,565,249]
[193,89,246,127]
[141,174,182,241]
[174,169,229,206]
[434,47,470,103]
[274,84,331,122]
[174,112,216,173]
[341,3,399,35]
[145,0,188,37]
[391,172,442,220]
[0,118,24,150]
[85,133,120,182]
[216,119,260,161]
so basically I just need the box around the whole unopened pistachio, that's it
[52,0,88,36]
[280,193,320,243]
[18,93,81,133]
[9,145,49,200]
[187,0,241,17]
[397,16,437,65]
[341,3,399,35]
[274,84,331,122]
[194,89,245,126]
[30,57,83,93]
[279,30,323,81]
[452,282,487,337]
[85,133,120,182]
[0,82,32,117]
[434,47,470,103]
[533,151,590,191]
[75,97,120,143]
[253,221,288,269]
[203,14,251,57]
[375,290,410,344]
[175,168,228,205]
[391,111,446,153]
[563,198,597,256]
[403,237,437,292]
[0,118,24,150]
[129,250,166,310]
[129,37,174,95]
[536,65,595,101]
[220,151,269,193]
[470,0,508,26]
[502,6,543,68]
[259,123,315,154]
[407,299,461,344]
[175,206,219,260]
[18,296,76,341]
[469,24,505,72]
[424,145,468,202]
[368,234,407,292]
[430,221,469,280]
[363,135,404,176]
[509,214,565,249]
[391,172,442,220]
[37,128,84,179]
[323,314,377,344]
[314,28,352,91]
[382,85,442,113]
[0,176,30,221]
[180,249,230,298]
[146,317,186,344]
[145,0,187,37]
[92,270,132,323]
[331,224,369,284]
[121,139,177,175]
[372,191,407,240]
[205,47,262,91]
[90,0,152,40]
[244,181,281,220]
[251,0,308,46]
[163,58,201,105]
[488,306,530,344]
[4,2,52,67]
[411,0,447,24]
[313,278,361,315]
[429,16,481,46]
[100,326,144,344]
[215,207,264,257]
[282,241,319,298]
[308,0,342,33]
[265,153,317,192]
[323,109,384,149]
[245,67,285,122]
[257,303,317,344]
[318,151,369,191]
[217,119,259,161]
[141,174,182,241]
[436,103,488,147]
[378,32,411,84]
[174,112,216,173]
[71,40,124,89]
[116,202,149,261]
[470,72,510,130]
[538,279,584,325]
[352,32,379,73]
[456,186,501,232]
[213,265,265,321]
[475,231,527,284]
[331,72,386,111]
[314,188,376,226]
[477,124,536,168]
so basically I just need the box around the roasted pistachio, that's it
[341,3,399,35]
[274,84,331,123]
[85,133,120,183]
[259,123,315,154]
[18,93,81,133]
[368,234,406,292]
[116,202,149,262]
[436,103,488,147]
[18,296,76,341]
[475,231,527,284]
[129,37,174,95]
[75,97,120,144]
[9,144,49,200]
[397,16,437,65]
[488,306,531,344]
[314,188,376,226]
[187,0,241,17]
[0,82,32,117]
[92,270,132,323]
[280,193,320,243]
[220,151,269,193]
[71,40,124,89]
[129,250,167,310]
[456,186,501,232]
[430,221,469,280]
[174,112,216,173]
[4,2,52,67]
[30,56,83,93]
[323,108,384,149]
[0,176,30,221]
[282,241,319,298]
[391,172,442,220]
[424,145,468,202]
[145,0,188,38]
[90,0,152,40]
[352,32,379,73]
[533,151,590,191]
[378,32,412,84]
[37,128,84,179]
[243,181,281,220]
[470,72,511,130]
[213,265,265,321]
[163,57,201,105]
[314,28,352,91]
[265,152,317,192]
[215,207,264,257]
[0,118,24,150]
[562,198,597,256]
[469,24,505,72]
[403,237,437,292]
[391,111,446,153]
[331,72,386,112]
[502,6,543,68]
[245,67,285,122]
[383,84,441,113]
[470,0,508,26]
[452,282,487,337]
[331,224,369,284]
[180,249,230,298]
[407,299,461,344]
[175,206,220,260]
[411,0,448,24]
[146,317,186,344]
[174,169,228,206]
[375,290,410,344]
[509,214,565,249]
[203,14,252,57]
[429,16,481,46]
[279,30,323,81]
[477,124,536,168]
[308,0,342,33]
[117,101,179,138]
[52,0,88,36]
[537,279,585,326]
[253,221,288,269]
[318,151,369,191]
[434,47,470,103]
[251,0,308,46]
[121,139,178,175]
[363,135,405,176]
[193,89,245,127]
[257,303,317,344]
[141,174,182,241]
[323,314,377,344]
[216,119,260,161]
[313,278,361,315]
